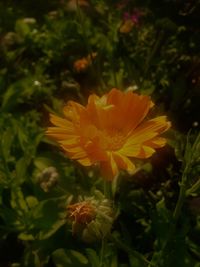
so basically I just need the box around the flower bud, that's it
[67,192,114,242]
[2,32,21,48]
[37,166,59,192]
[73,52,97,72]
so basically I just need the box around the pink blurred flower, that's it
[116,0,129,9]
[123,9,143,25]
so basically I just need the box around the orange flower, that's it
[46,89,171,180]
[73,58,89,72]
[73,52,97,72]
[119,19,134,33]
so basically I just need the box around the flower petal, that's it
[118,144,141,157]
[59,135,80,146]
[46,128,77,140]
[105,88,153,132]
[100,152,119,180]
[77,157,93,166]
[133,116,171,136]
[113,152,136,175]
[49,114,74,130]
[125,116,170,145]
[61,145,87,159]
[136,145,155,158]
[144,137,167,148]
[63,101,87,123]
[119,116,170,158]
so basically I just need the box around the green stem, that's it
[173,178,187,221]
[173,164,189,221]
[56,184,69,195]
[111,234,155,267]
[186,177,200,196]
[161,169,189,256]
[111,175,119,200]
[173,132,195,217]
[0,141,11,183]
[103,180,112,199]
[100,238,106,267]
[111,56,117,88]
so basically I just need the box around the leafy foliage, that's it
[0,0,200,266]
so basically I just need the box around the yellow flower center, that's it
[104,129,125,151]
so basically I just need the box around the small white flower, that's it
[34,80,41,87]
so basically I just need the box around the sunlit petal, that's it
[113,152,136,174]
[100,153,119,180]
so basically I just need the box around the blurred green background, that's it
[0,0,200,266]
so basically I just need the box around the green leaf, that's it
[111,253,118,267]
[85,248,100,267]
[15,157,28,185]
[1,127,14,161]
[23,249,41,267]
[140,80,155,95]
[184,136,192,165]
[1,84,18,111]
[15,19,36,37]
[26,196,39,209]
[129,254,146,267]
[34,156,55,171]
[16,124,28,152]
[1,77,36,112]
[31,196,67,240]
[11,187,29,214]
[151,198,172,247]
[53,249,89,267]
[18,232,35,241]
